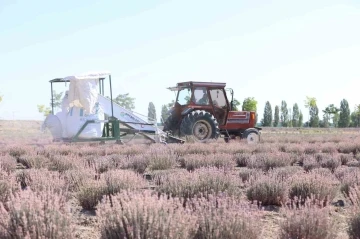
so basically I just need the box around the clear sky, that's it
[0,0,359,123]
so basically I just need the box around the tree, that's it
[160,105,169,124]
[351,105,360,127]
[0,94,2,103]
[51,91,63,110]
[304,96,319,127]
[147,102,157,123]
[338,99,350,128]
[261,101,272,126]
[242,97,257,111]
[309,105,319,127]
[160,100,176,124]
[322,104,340,127]
[288,107,292,127]
[280,100,289,127]
[242,97,258,124]
[114,93,135,110]
[292,103,300,127]
[350,112,360,127]
[231,99,241,111]
[167,100,175,109]
[273,105,279,127]
[320,113,330,128]
[37,90,63,117]
[37,105,52,117]
[298,111,303,127]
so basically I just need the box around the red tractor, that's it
[163,81,261,143]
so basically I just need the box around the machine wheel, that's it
[242,129,260,144]
[180,110,220,142]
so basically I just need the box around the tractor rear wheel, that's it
[180,110,220,142]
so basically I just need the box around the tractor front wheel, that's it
[242,129,260,144]
[180,110,220,142]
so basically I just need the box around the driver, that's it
[197,89,209,105]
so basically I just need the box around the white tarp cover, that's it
[42,114,62,140]
[65,71,110,115]
[66,102,105,139]
[61,91,70,113]
[56,111,67,138]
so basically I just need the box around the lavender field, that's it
[1,120,360,238]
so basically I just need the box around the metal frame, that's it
[48,74,166,144]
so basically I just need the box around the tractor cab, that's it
[168,81,230,126]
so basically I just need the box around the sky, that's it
[0,0,359,123]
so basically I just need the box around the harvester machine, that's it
[41,71,184,144]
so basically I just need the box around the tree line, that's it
[260,97,360,128]
[37,91,360,128]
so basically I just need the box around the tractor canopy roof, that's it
[167,81,226,91]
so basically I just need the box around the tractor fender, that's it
[242,128,261,135]
[181,108,194,116]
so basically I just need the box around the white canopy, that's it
[62,71,111,81]
[65,71,111,114]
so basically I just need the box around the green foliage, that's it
[350,105,360,127]
[232,98,241,111]
[114,93,135,110]
[288,109,292,127]
[323,104,340,115]
[167,100,175,109]
[274,105,280,127]
[37,90,63,117]
[333,113,340,128]
[304,96,319,127]
[292,103,300,127]
[280,100,289,127]
[37,105,52,117]
[242,97,257,111]
[320,114,330,128]
[161,105,169,124]
[261,101,272,126]
[298,111,303,127]
[0,94,3,103]
[241,97,257,123]
[50,91,63,109]
[304,96,317,109]
[309,105,320,127]
[323,104,340,127]
[147,102,157,123]
[338,99,350,128]
[160,100,176,124]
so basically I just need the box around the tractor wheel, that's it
[242,129,260,144]
[180,110,220,142]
